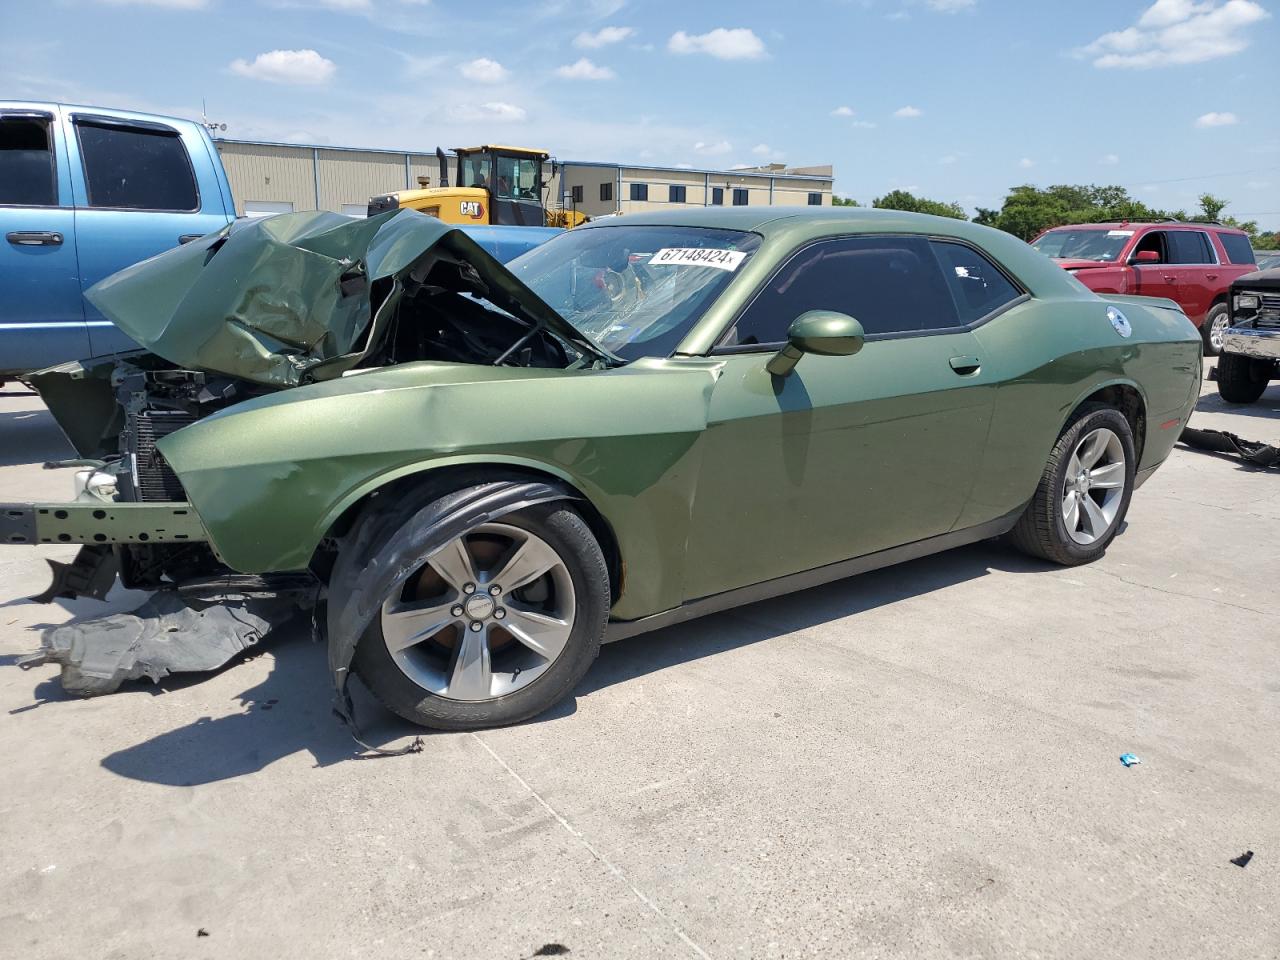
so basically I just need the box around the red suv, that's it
[1031,221,1258,355]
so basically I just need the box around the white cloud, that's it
[851,120,878,129]
[926,0,975,11]
[229,49,336,85]
[1019,157,1035,168]
[830,105,855,117]
[694,140,732,156]
[668,28,766,60]
[98,0,208,6]
[399,53,445,79]
[554,58,615,80]
[460,58,507,83]
[574,26,634,48]
[1080,0,1269,69]
[894,105,922,118]
[751,143,773,156]
[1100,153,1120,165]
[447,101,527,123]
[1196,110,1239,126]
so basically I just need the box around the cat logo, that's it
[460,201,484,219]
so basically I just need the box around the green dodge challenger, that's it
[5,206,1202,731]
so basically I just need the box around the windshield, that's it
[1031,228,1132,262]
[459,154,492,190]
[506,225,761,361]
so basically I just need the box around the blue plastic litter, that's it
[1120,753,1141,767]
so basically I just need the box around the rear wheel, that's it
[1216,351,1271,405]
[1202,302,1231,356]
[1009,404,1136,566]
[348,496,609,730]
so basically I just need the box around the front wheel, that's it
[349,496,610,730]
[1216,351,1271,405]
[1202,303,1230,356]
[1009,404,1136,566]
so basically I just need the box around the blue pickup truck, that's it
[0,101,557,378]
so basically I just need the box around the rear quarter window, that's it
[1218,233,1256,266]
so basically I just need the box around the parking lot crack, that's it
[1081,566,1273,617]
[470,733,713,960]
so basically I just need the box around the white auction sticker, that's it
[1105,230,1134,237]
[648,247,747,271]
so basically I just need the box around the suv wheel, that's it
[1216,351,1271,405]
[1202,302,1230,356]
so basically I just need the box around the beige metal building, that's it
[214,138,833,219]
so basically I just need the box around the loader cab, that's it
[456,145,549,226]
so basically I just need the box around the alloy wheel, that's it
[379,522,576,701]
[1061,427,1126,545]
[1209,312,1231,352]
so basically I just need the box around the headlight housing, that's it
[1234,293,1260,312]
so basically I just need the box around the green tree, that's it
[832,195,860,207]
[871,189,967,220]
[1197,193,1228,221]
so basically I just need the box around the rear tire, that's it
[1202,302,1230,357]
[1216,351,1270,405]
[1009,404,1136,566]
[347,494,609,731]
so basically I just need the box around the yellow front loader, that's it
[368,145,589,228]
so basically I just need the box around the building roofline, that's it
[213,137,833,183]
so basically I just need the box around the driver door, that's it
[683,235,1005,600]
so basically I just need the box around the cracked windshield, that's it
[508,225,761,360]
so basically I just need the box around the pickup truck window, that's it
[1219,233,1256,266]
[0,117,55,206]
[75,121,198,212]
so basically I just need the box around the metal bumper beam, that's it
[1223,327,1280,362]
[0,501,207,546]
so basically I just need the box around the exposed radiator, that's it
[128,411,196,501]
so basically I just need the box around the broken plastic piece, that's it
[21,589,308,696]
[1180,427,1280,469]
[30,545,118,603]
[1120,753,1141,767]
[1230,850,1254,868]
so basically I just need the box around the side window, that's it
[1218,233,1255,265]
[1130,230,1167,263]
[724,235,961,347]
[0,116,56,206]
[711,187,724,206]
[669,184,687,203]
[807,192,822,206]
[599,181,613,202]
[732,188,749,206]
[570,185,584,203]
[629,183,648,201]
[1169,230,1213,264]
[930,241,1022,325]
[76,121,198,211]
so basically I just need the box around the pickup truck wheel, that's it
[1216,351,1270,405]
[1009,404,1136,566]
[1202,303,1230,357]
[350,497,609,731]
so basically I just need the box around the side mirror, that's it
[1132,250,1160,264]
[766,311,865,377]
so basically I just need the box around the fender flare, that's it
[325,479,577,730]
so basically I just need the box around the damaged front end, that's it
[8,208,604,700]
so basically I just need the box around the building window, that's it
[630,183,648,202]
[571,185,584,203]
[732,188,749,206]
[711,187,724,206]
[808,192,822,206]
[669,184,687,203]
[600,181,613,202]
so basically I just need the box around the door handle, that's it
[6,230,63,246]
[949,356,981,375]
[178,234,203,245]
[1163,274,1178,282]
[1206,273,1218,281]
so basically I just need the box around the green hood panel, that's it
[84,209,591,388]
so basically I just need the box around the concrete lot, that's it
[1,370,1277,959]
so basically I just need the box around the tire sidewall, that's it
[352,501,608,730]
[1202,303,1229,356]
[1047,408,1136,562]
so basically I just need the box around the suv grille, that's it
[1257,293,1280,329]
[128,411,195,501]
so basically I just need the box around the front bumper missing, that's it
[1,501,208,546]
[1222,327,1280,362]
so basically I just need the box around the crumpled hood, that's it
[84,209,598,388]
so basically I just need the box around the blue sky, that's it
[4,0,1279,228]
